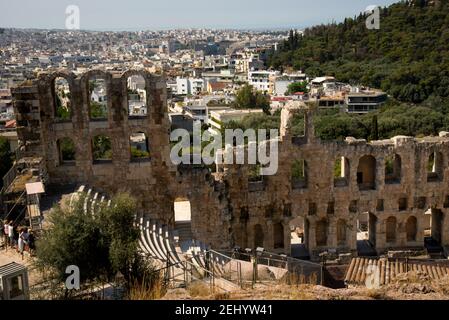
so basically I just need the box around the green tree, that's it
[268,1,449,103]
[93,135,112,160]
[235,84,270,114]
[99,193,140,283]
[131,147,150,159]
[286,81,309,95]
[90,101,108,119]
[35,195,111,287]
[35,193,148,298]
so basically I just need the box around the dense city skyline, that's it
[0,0,399,30]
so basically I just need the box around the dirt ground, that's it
[162,272,449,300]
[0,244,41,286]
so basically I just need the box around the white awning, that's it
[25,182,45,195]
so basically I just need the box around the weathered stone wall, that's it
[12,70,449,259]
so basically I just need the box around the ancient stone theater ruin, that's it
[10,69,449,261]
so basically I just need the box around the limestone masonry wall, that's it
[11,69,449,260]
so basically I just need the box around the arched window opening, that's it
[334,157,350,187]
[130,132,150,161]
[53,77,71,121]
[127,75,147,117]
[357,155,376,190]
[92,135,112,163]
[427,151,443,182]
[174,199,192,243]
[357,212,377,256]
[289,216,309,258]
[385,154,401,184]
[89,77,108,120]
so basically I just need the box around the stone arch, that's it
[52,77,72,121]
[254,224,264,249]
[273,222,284,249]
[42,71,76,119]
[81,70,112,120]
[357,155,376,190]
[122,70,149,118]
[121,69,150,82]
[385,154,402,184]
[427,150,444,182]
[173,198,193,242]
[337,219,347,245]
[386,216,397,243]
[357,212,377,255]
[334,156,350,187]
[289,215,309,256]
[406,216,417,242]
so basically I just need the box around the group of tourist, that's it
[1,220,35,259]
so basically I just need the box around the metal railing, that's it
[2,163,17,193]
[151,256,235,293]
[219,249,323,285]
[207,250,243,288]
[2,190,26,221]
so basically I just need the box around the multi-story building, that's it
[209,109,264,131]
[176,77,205,95]
[346,91,388,114]
[248,70,278,93]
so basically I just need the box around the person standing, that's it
[22,228,29,253]
[18,228,24,259]
[8,221,14,249]
[3,220,9,249]
[28,229,35,255]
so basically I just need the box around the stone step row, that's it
[69,185,110,215]
[136,216,231,281]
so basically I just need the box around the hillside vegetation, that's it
[261,0,449,140]
[269,0,449,104]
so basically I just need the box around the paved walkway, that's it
[0,243,41,286]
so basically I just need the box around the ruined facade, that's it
[11,69,449,260]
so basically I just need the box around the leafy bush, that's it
[35,193,150,298]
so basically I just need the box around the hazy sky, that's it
[0,0,399,30]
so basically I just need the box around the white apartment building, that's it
[184,98,209,123]
[209,108,264,131]
[176,77,205,95]
[248,70,278,93]
[91,88,107,104]
[273,72,308,96]
[127,75,147,104]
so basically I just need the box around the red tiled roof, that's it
[271,97,290,102]
[5,120,16,128]
[209,82,228,91]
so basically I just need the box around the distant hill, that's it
[268,0,449,103]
